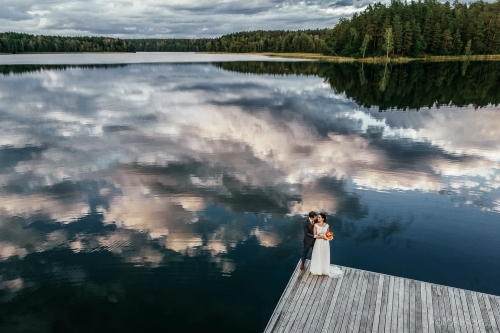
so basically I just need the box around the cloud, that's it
[0,0,369,38]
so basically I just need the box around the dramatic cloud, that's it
[0,0,372,38]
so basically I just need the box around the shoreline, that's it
[199,52,500,63]
[1,52,500,62]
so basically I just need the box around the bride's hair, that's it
[319,213,327,222]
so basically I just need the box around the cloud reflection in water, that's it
[0,62,500,331]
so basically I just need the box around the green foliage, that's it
[130,30,329,53]
[360,34,372,58]
[0,32,136,53]
[382,27,394,57]
[464,39,472,57]
[323,0,500,57]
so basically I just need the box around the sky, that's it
[0,0,373,38]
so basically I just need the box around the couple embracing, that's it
[301,211,343,278]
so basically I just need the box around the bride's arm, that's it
[314,225,325,240]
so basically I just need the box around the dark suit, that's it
[301,218,316,264]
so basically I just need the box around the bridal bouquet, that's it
[325,231,333,241]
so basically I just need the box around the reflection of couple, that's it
[301,211,343,278]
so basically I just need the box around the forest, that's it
[0,32,136,53]
[1,0,500,57]
[323,0,500,57]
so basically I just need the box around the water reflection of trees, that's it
[0,64,127,76]
[215,61,500,110]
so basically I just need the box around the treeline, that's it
[323,0,500,57]
[129,38,210,52]
[0,32,136,53]
[203,30,329,53]
[215,61,500,110]
[129,30,329,53]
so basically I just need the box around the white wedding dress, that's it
[309,223,343,278]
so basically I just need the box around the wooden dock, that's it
[264,260,500,333]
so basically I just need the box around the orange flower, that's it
[325,231,333,240]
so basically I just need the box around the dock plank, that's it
[489,296,500,333]
[358,272,375,332]
[370,274,385,333]
[402,278,409,333]
[336,269,362,333]
[385,275,396,333]
[266,261,500,333]
[421,280,429,333]
[322,269,354,332]
[378,274,391,333]
[483,294,500,333]
[390,277,400,333]
[352,271,370,333]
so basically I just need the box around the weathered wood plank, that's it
[448,288,462,333]
[280,272,313,333]
[321,267,347,333]
[426,283,436,333]
[390,277,400,333]
[291,274,322,333]
[464,289,482,333]
[332,268,359,333]
[421,280,429,333]
[337,269,363,333]
[470,291,488,333]
[308,274,335,333]
[264,261,304,333]
[416,281,423,333]
[377,273,391,333]
[384,275,396,333]
[410,280,416,333]
[359,272,375,332]
[451,288,468,333]
[275,261,313,333]
[401,278,409,333]
[482,294,500,333]
[431,284,443,333]
[489,296,500,333]
[477,293,494,333]
[323,269,355,332]
[364,274,381,332]
[406,279,412,333]
[442,284,454,333]
[370,274,385,333]
[271,261,311,333]
[352,272,370,333]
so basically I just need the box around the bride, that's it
[310,213,343,278]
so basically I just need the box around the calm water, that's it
[0,56,499,333]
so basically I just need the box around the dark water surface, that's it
[0,58,499,333]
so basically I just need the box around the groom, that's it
[300,211,319,270]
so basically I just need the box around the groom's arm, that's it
[303,221,315,239]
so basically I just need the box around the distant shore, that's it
[2,52,500,63]
[200,52,500,63]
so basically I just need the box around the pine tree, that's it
[393,14,403,54]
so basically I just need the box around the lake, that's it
[0,54,499,333]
